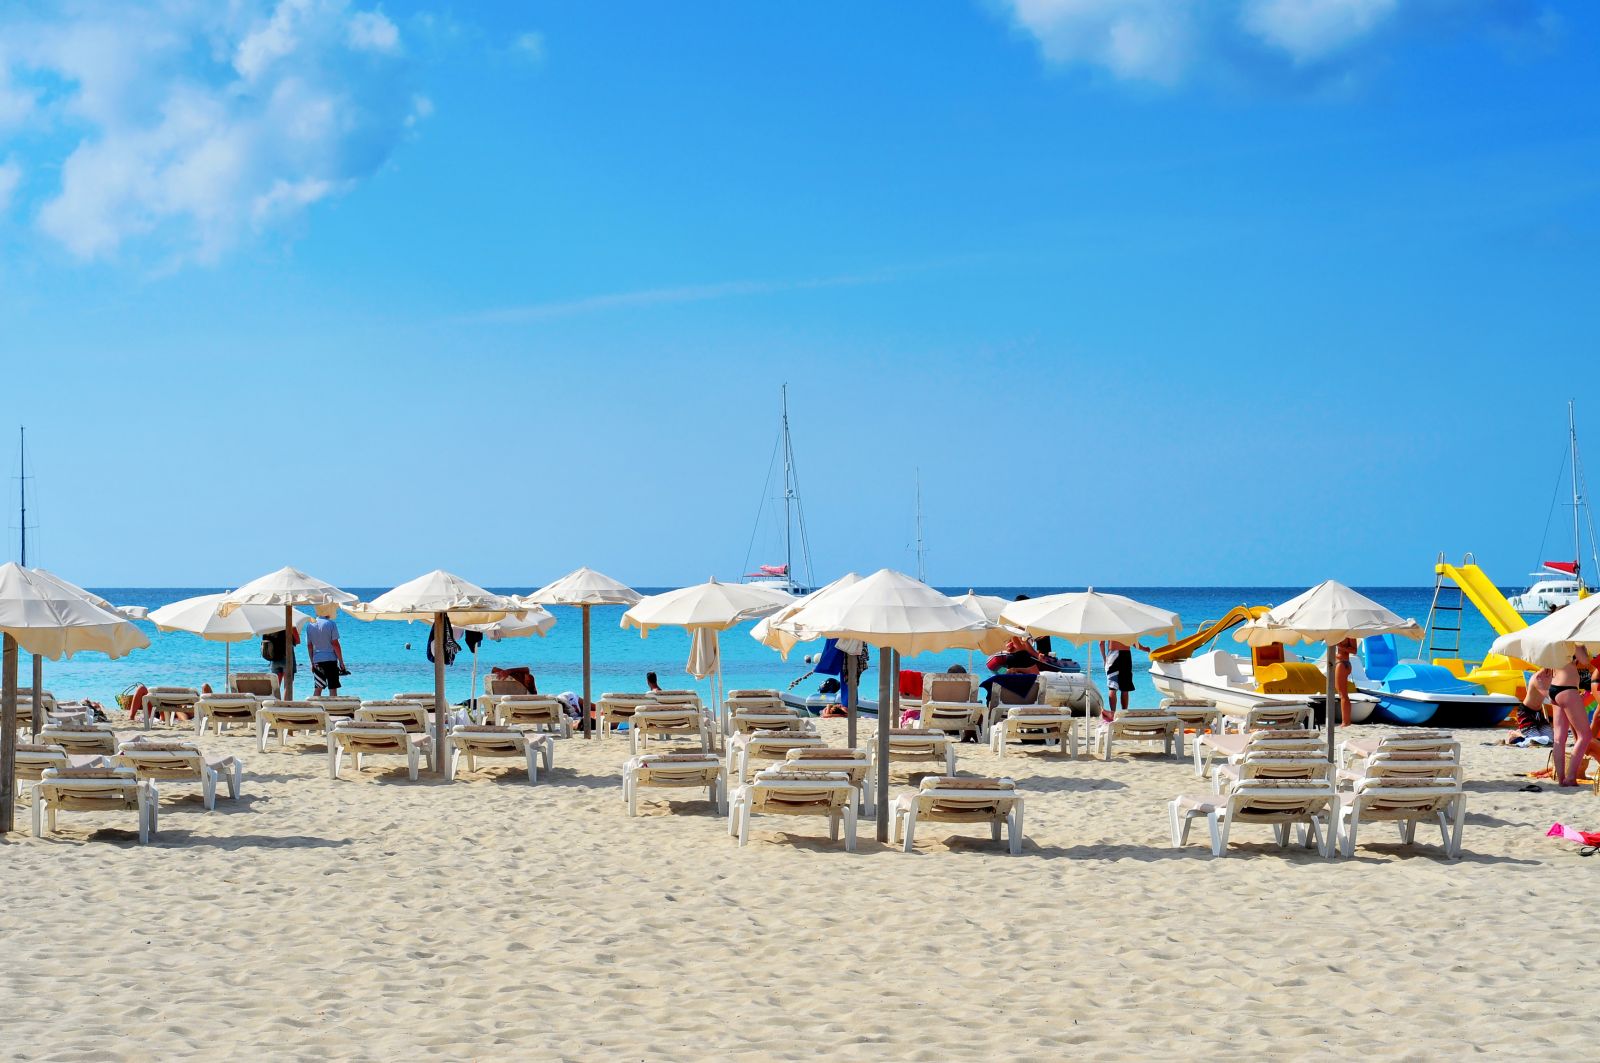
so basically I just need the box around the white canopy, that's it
[459,606,557,641]
[687,628,720,680]
[0,562,151,660]
[220,566,355,613]
[1489,593,1600,667]
[33,570,148,622]
[780,568,1003,656]
[149,592,311,642]
[345,570,521,626]
[1234,580,1421,647]
[752,572,863,656]
[622,577,793,636]
[953,590,1011,625]
[523,567,641,607]
[1000,589,1180,646]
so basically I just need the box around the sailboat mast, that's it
[17,426,26,567]
[914,469,926,583]
[781,384,794,586]
[1570,401,1583,589]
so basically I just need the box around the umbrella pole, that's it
[30,653,42,740]
[876,646,892,843]
[1,634,17,834]
[470,647,479,720]
[225,642,231,691]
[1326,643,1337,767]
[845,653,858,749]
[582,605,592,740]
[283,604,295,700]
[434,612,448,774]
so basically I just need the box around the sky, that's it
[0,0,1596,589]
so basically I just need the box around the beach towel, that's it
[1546,823,1600,846]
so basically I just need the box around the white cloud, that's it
[995,0,1552,87]
[0,1,423,263]
[0,157,19,214]
[512,31,545,63]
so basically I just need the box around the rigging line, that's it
[785,415,814,587]
[1534,438,1569,570]
[741,429,783,577]
[1578,443,1600,580]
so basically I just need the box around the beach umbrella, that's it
[1487,593,1600,667]
[778,568,998,841]
[753,572,863,656]
[623,577,794,730]
[1236,581,1422,762]
[0,563,151,833]
[952,590,1015,670]
[23,570,146,736]
[345,570,523,767]
[457,605,558,708]
[523,567,641,739]
[149,592,311,688]
[220,567,355,700]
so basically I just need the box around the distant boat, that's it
[1509,401,1596,616]
[740,385,813,596]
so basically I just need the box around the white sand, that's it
[3,719,1594,1061]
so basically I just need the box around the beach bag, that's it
[262,631,283,661]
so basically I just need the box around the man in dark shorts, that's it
[1099,639,1147,719]
[305,607,346,696]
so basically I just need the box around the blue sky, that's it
[0,1,1596,588]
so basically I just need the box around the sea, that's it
[27,586,1518,711]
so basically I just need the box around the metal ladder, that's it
[1422,552,1467,662]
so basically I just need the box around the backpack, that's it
[262,630,284,661]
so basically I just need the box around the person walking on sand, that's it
[262,624,301,698]
[306,606,346,697]
[1334,638,1359,727]
[1537,649,1598,787]
[1099,639,1148,720]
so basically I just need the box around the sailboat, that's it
[1509,401,1598,615]
[741,385,814,596]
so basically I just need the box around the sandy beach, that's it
[3,718,1592,1061]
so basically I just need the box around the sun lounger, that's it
[1338,731,1460,773]
[892,776,1025,855]
[727,729,827,783]
[729,769,858,851]
[989,705,1076,759]
[918,672,985,740]
[39,722,119,757]
[1094,709,1182,761]
[783,747,874,815]
[480,675,531,720]
[194,693,260,736]
[1192,728,1321,778]
[623,752,727,816]
[229,672,277,697]
[1159,698,1220,756]
[255,700,331,752]
[871,727,958,777]
[445,724,553,783]
[116,738,243,809]
[13,743,107,795]
[32,766,157,844]
[310,695,362,722]
[493,695,572,737]
[328,721,434,781]
[729,706,812,735]
[1336,749,1461,787]
[1219,703,1315,734]
[722,690,784,734]
[356,702,432,732]
[596,692,655,737]
[141,686,200,730]
[1170,778,1337,858]
[1337,776,1465,859]
[629,704,712,753]
[1213,749,1332,793]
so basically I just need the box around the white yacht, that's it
[1510,402,1596,616]
[739,385,813,597]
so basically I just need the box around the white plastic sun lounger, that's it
[38,722,119,758]
[783,747,875,815]
[13,743,107,795]
[1093,709,1181,761]
[1170,778,1337,858]
[32,766,157,844]
[1337,777,1465,859]
[1192,728,1322,778]
[727,729,827,783]
[255,700,331,752]
[141,687,200,730]
[194,694,260,736]
[623,752,727,816]
[729,769,858,851]
[115,739,243,810]
[629,704,712,754]
[918,672,985,741]
[989,705,1076,759]
[494,695,572,737]
[328,721,434,781]
[870,728,958,778]
[892,775,1025,855]
[445,725,553,783]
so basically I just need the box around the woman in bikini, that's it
[1541,647,1596,787]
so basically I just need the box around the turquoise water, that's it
[28,586,1511,710]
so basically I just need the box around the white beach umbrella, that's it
[1488,593,1600,668]
[149,592,311,687]
[523,567,642,739]
[1235,580,1422,761]
[953,591,1011,625]
[221,567,355,700]
[688,628,720,681]
[0,563,151,833]
[345,571,522,767]
[752,572,863,656]
[777,568,999,841]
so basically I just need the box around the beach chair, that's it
[1093,708,1182,761]
[310,695,362,723]
[722,689,785,734]
[39,722,118,758]
[480,675,530,719]
[871,728,958,778]
[493,695,571,737]
[32,766,157,844]
[1213,749,1332,794]
[115,739,243,810]
[623,752,727,816]
[1338,749,1461,788]
[1170,778,1337,858]
[989,705,1076,759]
[13,743,107,796]
[783,747,874,815]
[194,693,260,736]
[1338,731,1461,774]
[1160,698,1220,757]
[1192,728,1322,779]
[12,693,35,735]
[729,768,858,851]
[445,724,553,783]
[893,776,1025,855]
[596,693,655,737]
[919,672,986,741]
[729,704,812,735]
[141,686,200,730]
[1337,776,1465,859]
[629,704,712,753]
[727,729,827,783]
[1219,702,1314,734]
[255,700,331,752]
[356,702,432,732]
[229,672,277,698]
[328,721,434,781]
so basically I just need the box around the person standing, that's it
[262,624,301,698]
[1099,639,1148,719]
[306,607,346,697]
[1334,638,1358,727]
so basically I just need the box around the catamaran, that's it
[741,385,814,596]
[1509,401,1597,615]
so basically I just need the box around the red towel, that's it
[898,670,924,699]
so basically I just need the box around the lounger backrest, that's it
[230,673,277,696]
[38,768,141,810]
[40,725,117,752]
[1360,751,1461,781]
[311,696,362,716]
[357,704,430,732]
[1350,777,1460,811]
[727,689,781,700]
[996,680,1042,707]
[1228,779,1334,815]
[334,721,411,751]
[484,676,529,697]
[496,696,563,724]
[922,673,979,704]
[117,746,205,777]
[391,692,436,704]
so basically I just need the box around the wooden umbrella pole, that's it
[30,653,41,740]
[1325,643,1338,766]
[434,612,448,774]
[876,646,892,843]
[283,604,295,700]
[582,605,593,740]
[1,633,18,834]
[845,652,857,750]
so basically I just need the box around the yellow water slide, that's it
[1434,561,1530,696]
[1149,605,1269,663]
